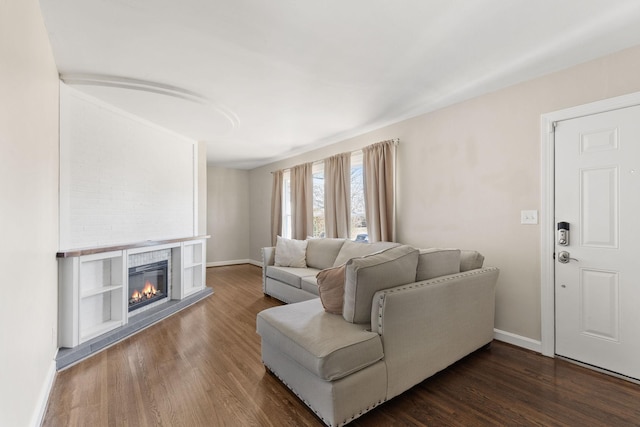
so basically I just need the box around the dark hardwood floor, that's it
[43,264,640,426]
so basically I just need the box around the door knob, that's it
[558,251,578,264]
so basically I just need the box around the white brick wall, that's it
[60,84,196,249]
[128,249,171,268]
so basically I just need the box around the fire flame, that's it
[130,280,158,303]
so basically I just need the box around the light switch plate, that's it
[520,210,538,224]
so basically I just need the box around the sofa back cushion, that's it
[416,248,461,281]
[460,250,485,272]
[306,238,346,270]
[343,245,419,324]
[333,240,400,267]
[274,236,308,268]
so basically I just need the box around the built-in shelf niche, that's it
[173,240,205,299]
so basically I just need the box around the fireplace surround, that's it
[128,260,168,312]
[127,248,172,315]
[56,235,211,369]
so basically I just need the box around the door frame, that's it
[540,90,640,357]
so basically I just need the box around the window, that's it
[280,153,368,241]
[350,151,366,240]
[312,162,325,238]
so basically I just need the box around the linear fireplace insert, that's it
[128,260,168,312]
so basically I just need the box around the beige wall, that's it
[249,44,640,342]
[207,166,250,264]
[0,1,60,425]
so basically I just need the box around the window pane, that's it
[312,162,325,238]
[350,151,367,241]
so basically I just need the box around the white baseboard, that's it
[206,259,263,267]
[493,328,542,354]
[30,359,57,427]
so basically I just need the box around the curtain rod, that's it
[270,138,399,174]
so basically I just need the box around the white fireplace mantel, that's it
[57,235,209,349]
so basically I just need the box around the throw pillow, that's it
[343,245,419,324]
[274,236,308,268]
[316,264,346,315]
[416,248,461,281]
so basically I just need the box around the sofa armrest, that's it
[261,247,276,293]
[371,267,499,399]
[262,246,276,266]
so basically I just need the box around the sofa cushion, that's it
[343,245,419,324]
[333,240,400,267]
[306,238,346,270]
[316,264,346,314]
[301,275,320,296]
[274,236,308,268]
[460,250,485,272]
[256,299,384,381]
[416,249,461,281]
[266,266,321,289]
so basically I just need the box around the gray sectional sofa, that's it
[257,239,499,427]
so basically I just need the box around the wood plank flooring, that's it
[43,264,640,426]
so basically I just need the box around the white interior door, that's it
[554,104,640,380]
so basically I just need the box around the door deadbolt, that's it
[557,222,570,246]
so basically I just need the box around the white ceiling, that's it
[40,0,640,169]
